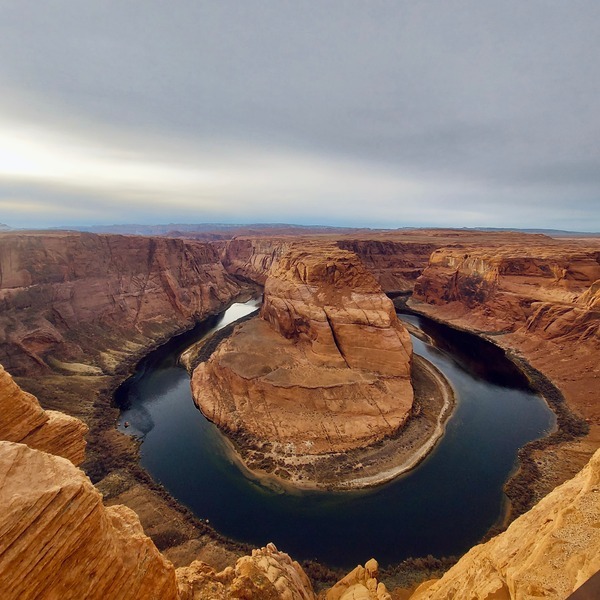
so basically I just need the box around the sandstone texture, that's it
[337,240,437,293]
[409,447,600,600]
[221,237,291,284]
[0,363,87,465]
[0,232,243,379]
[192,246,413,471]
[0,440,179,600]
[324,558,391,600]
[178,543,315,600]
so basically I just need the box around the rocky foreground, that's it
[192,245,415,485]
[0,369,598,598]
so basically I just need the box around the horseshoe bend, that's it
[0,227,599,599]
[189,245,457,489]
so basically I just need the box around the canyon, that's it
[0,227,599,598]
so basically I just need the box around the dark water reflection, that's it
[116,302,555,568]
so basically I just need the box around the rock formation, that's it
[411,239,600,507]
[177,543,315,600]
[0,232,244,378]
[409,447,600,600]
[192,245,413,478]
[0,440,179,600]
[413,244,600,337]
[325,559,391,600]
[0,364,87,465]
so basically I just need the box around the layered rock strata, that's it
[0,232,244,379]
[193,246,413,482]
[0,363,87,465]
[0,441,179,600]
[410,447,600,600]
[411,240,600,508]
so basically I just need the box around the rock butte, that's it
[192,245,414,469]
[0,227,599,597]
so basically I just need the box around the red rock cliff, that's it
[193,246,413,466]
[0,232,244,377]
[0,363,87,465]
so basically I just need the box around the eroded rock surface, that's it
[0,232,243,379]
[0,441,179,600]
[409,447,600,600]
[411,239,600,507]
[0,364,87,465]
[178,543,315,600]
[192,246,413,475]
[324,558,391,600]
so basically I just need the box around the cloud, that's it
[0,1,599,231]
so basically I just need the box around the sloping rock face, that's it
[0,440,179,600]
[177,543,315,600]
[409,447,600,600]
[0,363,87,465]
[192,246,413,465]
[0,232,243,378]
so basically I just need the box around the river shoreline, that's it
[399,297,591,525]
[102,293,569,582]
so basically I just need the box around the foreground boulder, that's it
[0,441,179,600]
[192,246,413,480]
[0,364,87,465]
[177,543,315,600]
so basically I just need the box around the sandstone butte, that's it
[192,245,414,468]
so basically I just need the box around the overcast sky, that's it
[1,1,599,230]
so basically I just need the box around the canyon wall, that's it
[0,232,244,379]
[337,239,437,293]
[0,231,253,568]
[411,239,600,508]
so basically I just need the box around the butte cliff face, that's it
[192,246,413,480]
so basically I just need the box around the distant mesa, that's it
[192,244,415,486]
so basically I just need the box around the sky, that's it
[1,1,599,231]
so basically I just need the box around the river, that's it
[116,299,555,568]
